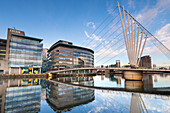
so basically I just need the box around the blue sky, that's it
[0,0,170,66]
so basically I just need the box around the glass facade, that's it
[9,38,43,67]
[48,47,73,70]
[47,40,94,71]
[0,39,6,60]
[5,86,41,113]
[73,49,94,68]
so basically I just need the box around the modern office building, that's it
[47,40,94,71]
[139,55,152,68]
[0,39,8,74]
[6,28,43,74]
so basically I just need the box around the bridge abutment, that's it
[124,71,143,80]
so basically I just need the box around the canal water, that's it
[0,74,169,113]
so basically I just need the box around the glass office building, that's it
[7,28,43,74]
[48,40,94,71]
[73,48,94,68]
[0,39,8,74]
[0,39,7,60]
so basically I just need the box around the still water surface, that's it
[0,74,170,113]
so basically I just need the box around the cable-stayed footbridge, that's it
[80,2,170,67]
[48,3,170,80]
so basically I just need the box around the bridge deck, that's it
[49,67,170,74]
[48,79,170,96]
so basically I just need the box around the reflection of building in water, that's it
[0,80,8,113]
[101,76,104,80]
[117,78,121,85]
[41,88,46,100]
[143,75,153,89]
[46,77,95,112]
[0,79,41,113]
[154,76,157,82]
[5,86,41,113]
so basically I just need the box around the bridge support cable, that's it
[135,25,140,66]
[95,41,125,63]
[89,19,121,48]
[95,26,136,65]
[97,25,135,65]
[103,49,126,64]
[137,34,148,66]
[95,37,124,60]
[81,6,118,46]
[94,30,123,54]
[136,29,144,65]
[148,36,170,60]
[118,2,170,66]
[118,3,153,67]
[118,3,131,67]
[84,13,120,47]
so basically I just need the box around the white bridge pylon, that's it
[118,3,148,67]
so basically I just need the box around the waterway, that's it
[0,73,169,113]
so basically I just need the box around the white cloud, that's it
[84,31,105,48]
[155,23,170,42]
[95,42,126,58]
[86,22,96,29]
[84,31,91,39]
[127,0,135,9]
[144,23,170,54]
[135,0,170,24]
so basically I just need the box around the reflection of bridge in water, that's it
[47,75,170,113]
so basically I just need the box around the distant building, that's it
[0,39,8,74]
[6,28,43,74]
[43,48,48,58]
[42,48,48,73]
[109,60,121,68]
[153,64,156,69]
[116,60,120,67]
[139,55,151,68]
[47,40,94,71]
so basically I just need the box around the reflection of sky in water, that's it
[1,77,169,113]
[152,75,170,87]
[40,90,170,113]
[93,76,125,88]
[39,74,170,112]
[93,74,170,88]
[142,94,170,113]
[60,90,131,113]
[40,100,54,113]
